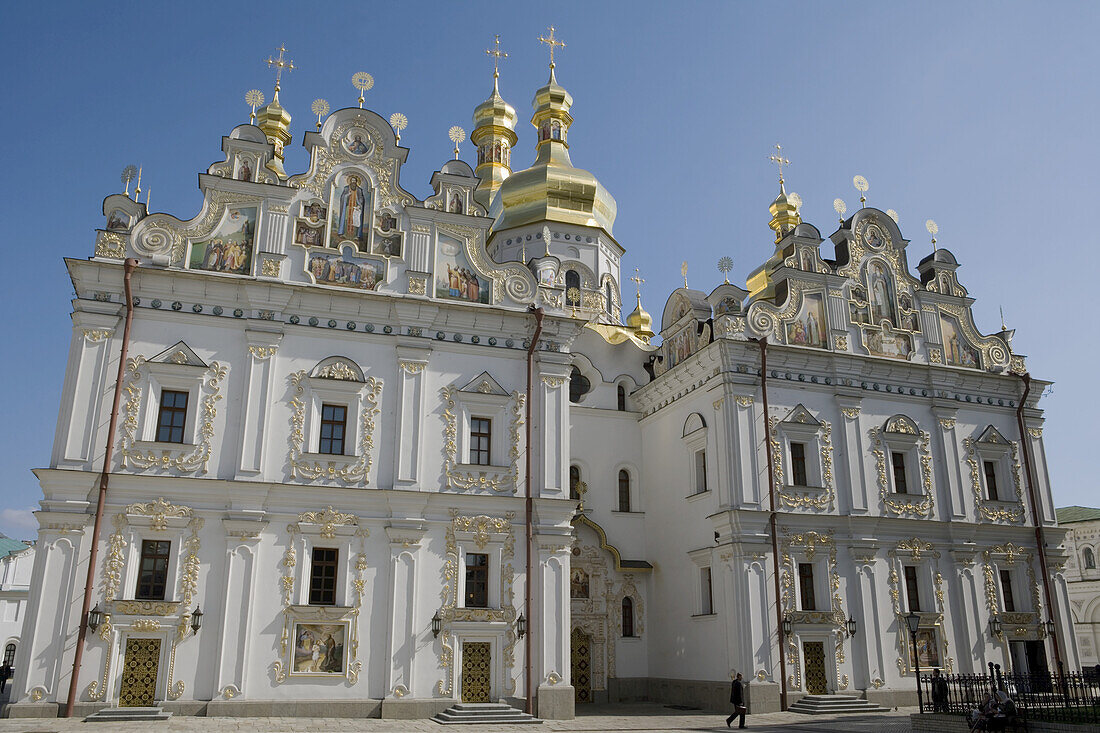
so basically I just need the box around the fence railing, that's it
[918,662,1100,724]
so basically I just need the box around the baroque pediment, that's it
[459,372,508,396]
[149,341,207,368]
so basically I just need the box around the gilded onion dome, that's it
[767,182,802,243]
[625,295,655,339]
[489,68,617,236]
[256,87,292,180]
[471,73,519,209]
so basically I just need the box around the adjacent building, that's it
[1057,506,1100,668]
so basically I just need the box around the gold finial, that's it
[833,198,847,223]
[681,261,689,289]
[245,90,265,124]
[448,126,466,159]
[853,175,869,206]
[134,165,143,200]
[538,26,566,70]
[311,99,330,130]
[630,267,645,303]
[121,165,138,197]
[486,34,508,80]
[542,225,552,256]
[718,256,733,285]
[390,112,408,143]
[145,186,151,211]
[925,219,938,252]
[265,45,295,94]
[352,72,374,108]
[769,144,791,191]
[1000,306,1008,332]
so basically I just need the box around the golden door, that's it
[803,641,828,695]
[571,628,592,703]
[119,637,161,707]
[460,642,491,703]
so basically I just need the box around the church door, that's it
[571,628,592,703]
[460,642,491,703]
[118,637,161,707]
[802,641,827,695]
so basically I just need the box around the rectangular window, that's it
[156,390,188,444]
[984,461,1000,501]
[904,565,921,612]
[470,418,492,466]
[700,567,713,615]
[136,539,171,600]
[309,547,338,606]
[465,553,489,608]
[694,449,708,493]
[790,442,808,486]
[892,452,909,494]
[318,403,347,455]
[1000,569,1016,612]
[798,562,817,611]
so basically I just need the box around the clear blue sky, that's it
[1,1,1094,539]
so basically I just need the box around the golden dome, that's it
[767,184,801,243]
[471,75,519,208]
[626,298,655,339]
[256,89,292,179]
[490,68,617,236]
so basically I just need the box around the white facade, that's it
[11,63,1078,719]
[0,542,34,696]
[1057,508,1100,668]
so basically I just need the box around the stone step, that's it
[85,706,173,722]
[789,695,888,715]
[432,702,541,725]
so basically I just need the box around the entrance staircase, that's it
[432,702,541,725]
[85,706,173,722]
[788,694,888,715]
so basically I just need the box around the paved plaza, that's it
[0,704,918,732]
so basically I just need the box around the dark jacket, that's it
[730,679,745,706]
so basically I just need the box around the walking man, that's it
[0,661,12,694]
[726,671,747,728]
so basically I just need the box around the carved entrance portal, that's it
[571,628,592,703]
[803,641,827,695]
[119,637,161,707]
[460,642,491,703]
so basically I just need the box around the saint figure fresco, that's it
[189,207,257,275]
[336,174,371,249]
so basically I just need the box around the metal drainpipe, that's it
[64,258,139,717]
[524,306,544,716]
[753,337,788,711]
[1015,373,1063,671]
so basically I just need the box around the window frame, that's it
[904,564,922,612]
[983,460,1000,501]
[155,389,189,444]
[469,416,492,466]
[892,451,910,495]
[622,596,635,637]
[797,562,817,611]
[999,568,1016,613]
[790,442,809,487]
[464,552,490,609]
[318,403,348,456]
[135,538,172,601]
[1084,547,1096,570]
[617,469,632,512]
[2,643,14,667]
[699,566,714,615]
[309,546,339,606]
[616,384,627,411]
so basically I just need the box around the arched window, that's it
[1085,548,1096,570]
[618,470,631,512]
[3,643,15,666]
[565,270,581,306]
[622,597,635,637]
[605,281,614,314]
[617,384,627,411]
[570,465,581,501]
[569,366,590,404]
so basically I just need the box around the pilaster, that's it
[213,517,267,699]
[837,399,867,514]
[57,313,119,468]
[235,329,283,478]
[535,354,570,497]
[932,407,965,520]
[394,346,432,489]
[385,521,426,698]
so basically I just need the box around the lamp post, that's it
[846,615,858,636]
[989,615,1003,639]
[87,604,103,634]
[516,613,527,639]
[190,606,203,634]
[782,615,792,637]
[905,611,924,713]
[432,610,442,638]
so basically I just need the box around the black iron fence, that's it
[918,662,1100,725]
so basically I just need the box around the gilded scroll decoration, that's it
[780,531,847,690]
[964,437,1025,523]
[870,427,934,518]
[288,370,384,484]
[440,386,525,493]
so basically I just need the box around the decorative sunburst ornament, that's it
[352,72,374,108]
[448,126,466,159]
[681,261,689,289]
[788,192,802,211]
[121,165,138,196]
[567,287,581,318]
[717,256,734,284]
[389,112,408,143]
[886,209,899,224]
[925,219,938,252]
[311,98,330,130]
[245,89,265,123]
[852,175,869,206]
[833,198,847,223]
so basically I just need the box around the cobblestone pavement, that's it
[0,704,918,732]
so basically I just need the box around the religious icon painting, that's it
[106,209,131,232]
[236,157,254,182]
[784,292,827,349]
[307,246,384,291]
[342,129,371,157]
[863,223,886,249]
[290,622,348,675]
[865,260,898,327]
[940,313,981,368]
[715,297,740,316]
[372,231,403,258]
[865,324,912,360]
[188,206,257,275]
[909,628,941,669]
[294,201,328,248]
[448,191,465,214]
[331,172,372,251]
[435,236,489,304]
[665,326,696,369]
[376,210,398,233]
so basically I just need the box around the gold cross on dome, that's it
[538,26,566,69]
[630,267,645,301]
[769,144,790,186]
[266,44,296,92]
[486,34,509,78]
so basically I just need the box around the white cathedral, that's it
[10,41,1079,721]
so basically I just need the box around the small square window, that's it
[892,452,909,494]
[156,390,188,444]
[319,403,347,455]
[309,547,338,606]
[790,442,808,486]
[136,539,171,600]
[465,553,489,608]
[470,418,492,466]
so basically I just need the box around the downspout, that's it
[64,258,139,717]
[754,337,788,711]
[524,306,544,715]
[1015,373,1063,670]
